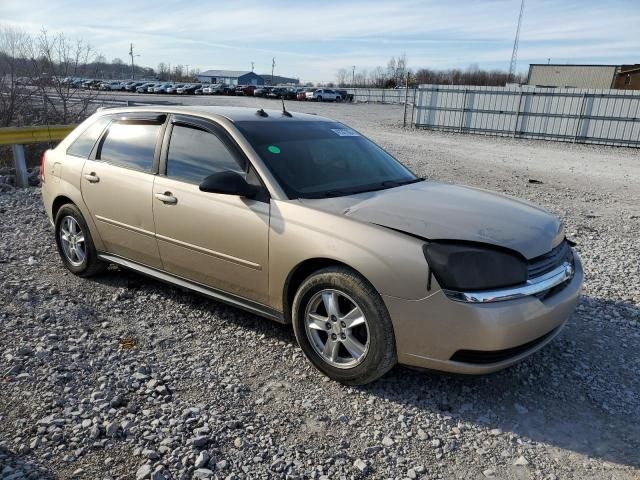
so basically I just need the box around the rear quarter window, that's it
[97,122,161,172]
[66,116,111,158]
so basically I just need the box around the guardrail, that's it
[0,124,76,188]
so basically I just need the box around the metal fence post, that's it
[12,144,29,188]
[574,94,588,143]
[403,73,410,128]
[411,87,417,128]
[459,89,468,133]
[513,91,523,138]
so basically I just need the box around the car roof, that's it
[97,105,334,124]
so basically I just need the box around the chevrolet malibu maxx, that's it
[41,106,583,385]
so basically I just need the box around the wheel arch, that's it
[282,257,371,324]
[52,195,75,220]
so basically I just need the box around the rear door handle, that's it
[83,172,100,183]
[154,192,177,204]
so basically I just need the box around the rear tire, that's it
[54,204,107,277]
[292,266,397,385]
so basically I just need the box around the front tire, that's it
[292,267,397,385]
[54,204,106,277]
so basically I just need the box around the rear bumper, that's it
[383,253,583,374]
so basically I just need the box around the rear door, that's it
[152,115,270,303]
[81,113,166,268]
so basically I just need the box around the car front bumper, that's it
[383,253,583,374]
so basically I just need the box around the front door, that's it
[152,116,270,304]
[81,116,165,268]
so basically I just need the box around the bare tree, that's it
[33,28,99,124]
[172,64,184,81]
[157,62,169,81]
[336,68,349,87]
[0,26,38,127]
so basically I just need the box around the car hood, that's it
[299,181,564,259]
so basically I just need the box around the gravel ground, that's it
[1,97,639,480]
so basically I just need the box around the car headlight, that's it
[423,242,527,291]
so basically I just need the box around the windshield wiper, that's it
[320,178,424,198]
[381,177,425,188]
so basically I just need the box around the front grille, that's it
[527,240,573,279]
[449,327,559,364]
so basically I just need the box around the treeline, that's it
[336,56,526,88]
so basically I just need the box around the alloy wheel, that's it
[59,215,86,266]
[304,289,370,369]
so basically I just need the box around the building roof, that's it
[529,64,619,68]
[198,70,257,78]
[620,64,640,74]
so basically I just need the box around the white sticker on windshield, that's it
[331,128,360,137]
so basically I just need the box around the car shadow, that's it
[88,268,640,468]
[358,297,640,468]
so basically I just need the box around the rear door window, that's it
[165,124,245,184]
[67,116,111,158]
[97,122,161,172]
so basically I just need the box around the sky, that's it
[1,0,639,83]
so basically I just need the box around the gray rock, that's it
[192,435,209,448]
[193,468,213,479]
[353,459,369,474]
[195,451,210,468]
[136,464,152,480]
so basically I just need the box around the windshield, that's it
[235,120,419,198]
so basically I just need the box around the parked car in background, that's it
[100,81,124,91]
[166,84,185,94]
[136,83,154,93]
[41,105,583,385]
[297,88,314,100]
[201,84,227,95]
[266,87,287,99]
[254,87,272,97]
[194,85,204,95]
[306,88,342,102]
[201,84,218,95]
[177,84,201,94]
[153,83,173,93]
[235,85,257,96]
[82,79,101,90]
[335,89,354,102]
[125,82,145,92]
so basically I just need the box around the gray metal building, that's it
[527,64,618,89]
[196,70,264,86]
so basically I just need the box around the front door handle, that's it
[83,172,100,183]
[154,192,177,204]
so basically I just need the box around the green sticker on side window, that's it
[267,145,281,154]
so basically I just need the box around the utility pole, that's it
[271,57,275,85]
[185,65,189,80]
[251,61,254,72]
[352,65,356,87]
[129,43,135,80]
[168,63,171,81]
[508,0,526,81]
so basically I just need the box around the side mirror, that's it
[199,171,257,198]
